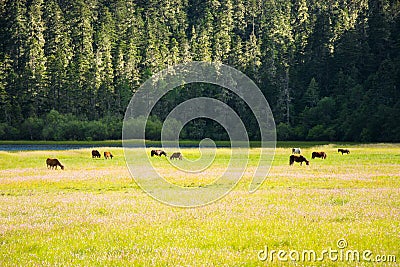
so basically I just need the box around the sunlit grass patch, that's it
[0,144,399,265]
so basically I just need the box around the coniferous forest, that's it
[0,0,399,141]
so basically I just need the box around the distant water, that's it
[0,141,231,151]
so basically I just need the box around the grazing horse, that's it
[151,150,167,157]
[312,151,327,159]
[292,148,301,154]
[170,152,182,160]
[289,155,309,166]
[104,151,113,159]
[92,150,101,158]
[338,149,350,154]
[46,158,64,170]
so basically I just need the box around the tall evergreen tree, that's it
[303,77,320,108]
[43,0,73,113]
[94,5,115,117]
[213,0,233,62]
[65,0,96,117]
[25,0,48,116]
[3,0,29,123]
[190,8,213,61]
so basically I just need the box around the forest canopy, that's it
[0,0,399,141]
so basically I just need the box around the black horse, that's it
[312,151,327,159]
[92,150,101,158]
[151,150,167,157]
[338,149,350,154]
[289,155,310,166]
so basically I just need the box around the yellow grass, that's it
[0,144,399,266]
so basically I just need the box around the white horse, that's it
[292,148,301,154]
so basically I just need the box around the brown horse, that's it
[170,152,182,160]
[151,150,167,157]
[46,158,64,170]
[104,151,113,159]
[338,149,350,154]
[289,155,309,166]
[312,151,327,159]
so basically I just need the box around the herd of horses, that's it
[289,148,350,166]
[46,147,350,170]
[91,150,114,159]
[46,149,114,170]
[151,150,183,160]
[46,149,182,170]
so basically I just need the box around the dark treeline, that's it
[0,0,399,141]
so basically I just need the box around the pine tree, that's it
[43,0,73,113]
[263,0,295,124]
[114,0,142,88]
[115,11,142,113]
[167,0,191,63]
[94,5,115,117]
[191,8,213,61]
[168,37,181,66]
[65,0,96,117]
[302,5,334,96]
[367,0,391,66]
[213,0,233,62]
[230,35,245,69]
[243,30,262,78]
[143,17,164,76]
[303,77,320,107]
[291,0,312,58]
[0,54,12,123]
[232,0,246,37]
[25,0,48,116]
[3,0,28,123]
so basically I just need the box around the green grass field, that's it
[0,144,399,266]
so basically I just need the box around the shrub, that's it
[0,123,20,140]
[20,117,44,140]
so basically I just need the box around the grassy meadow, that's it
[0,144,399,266]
